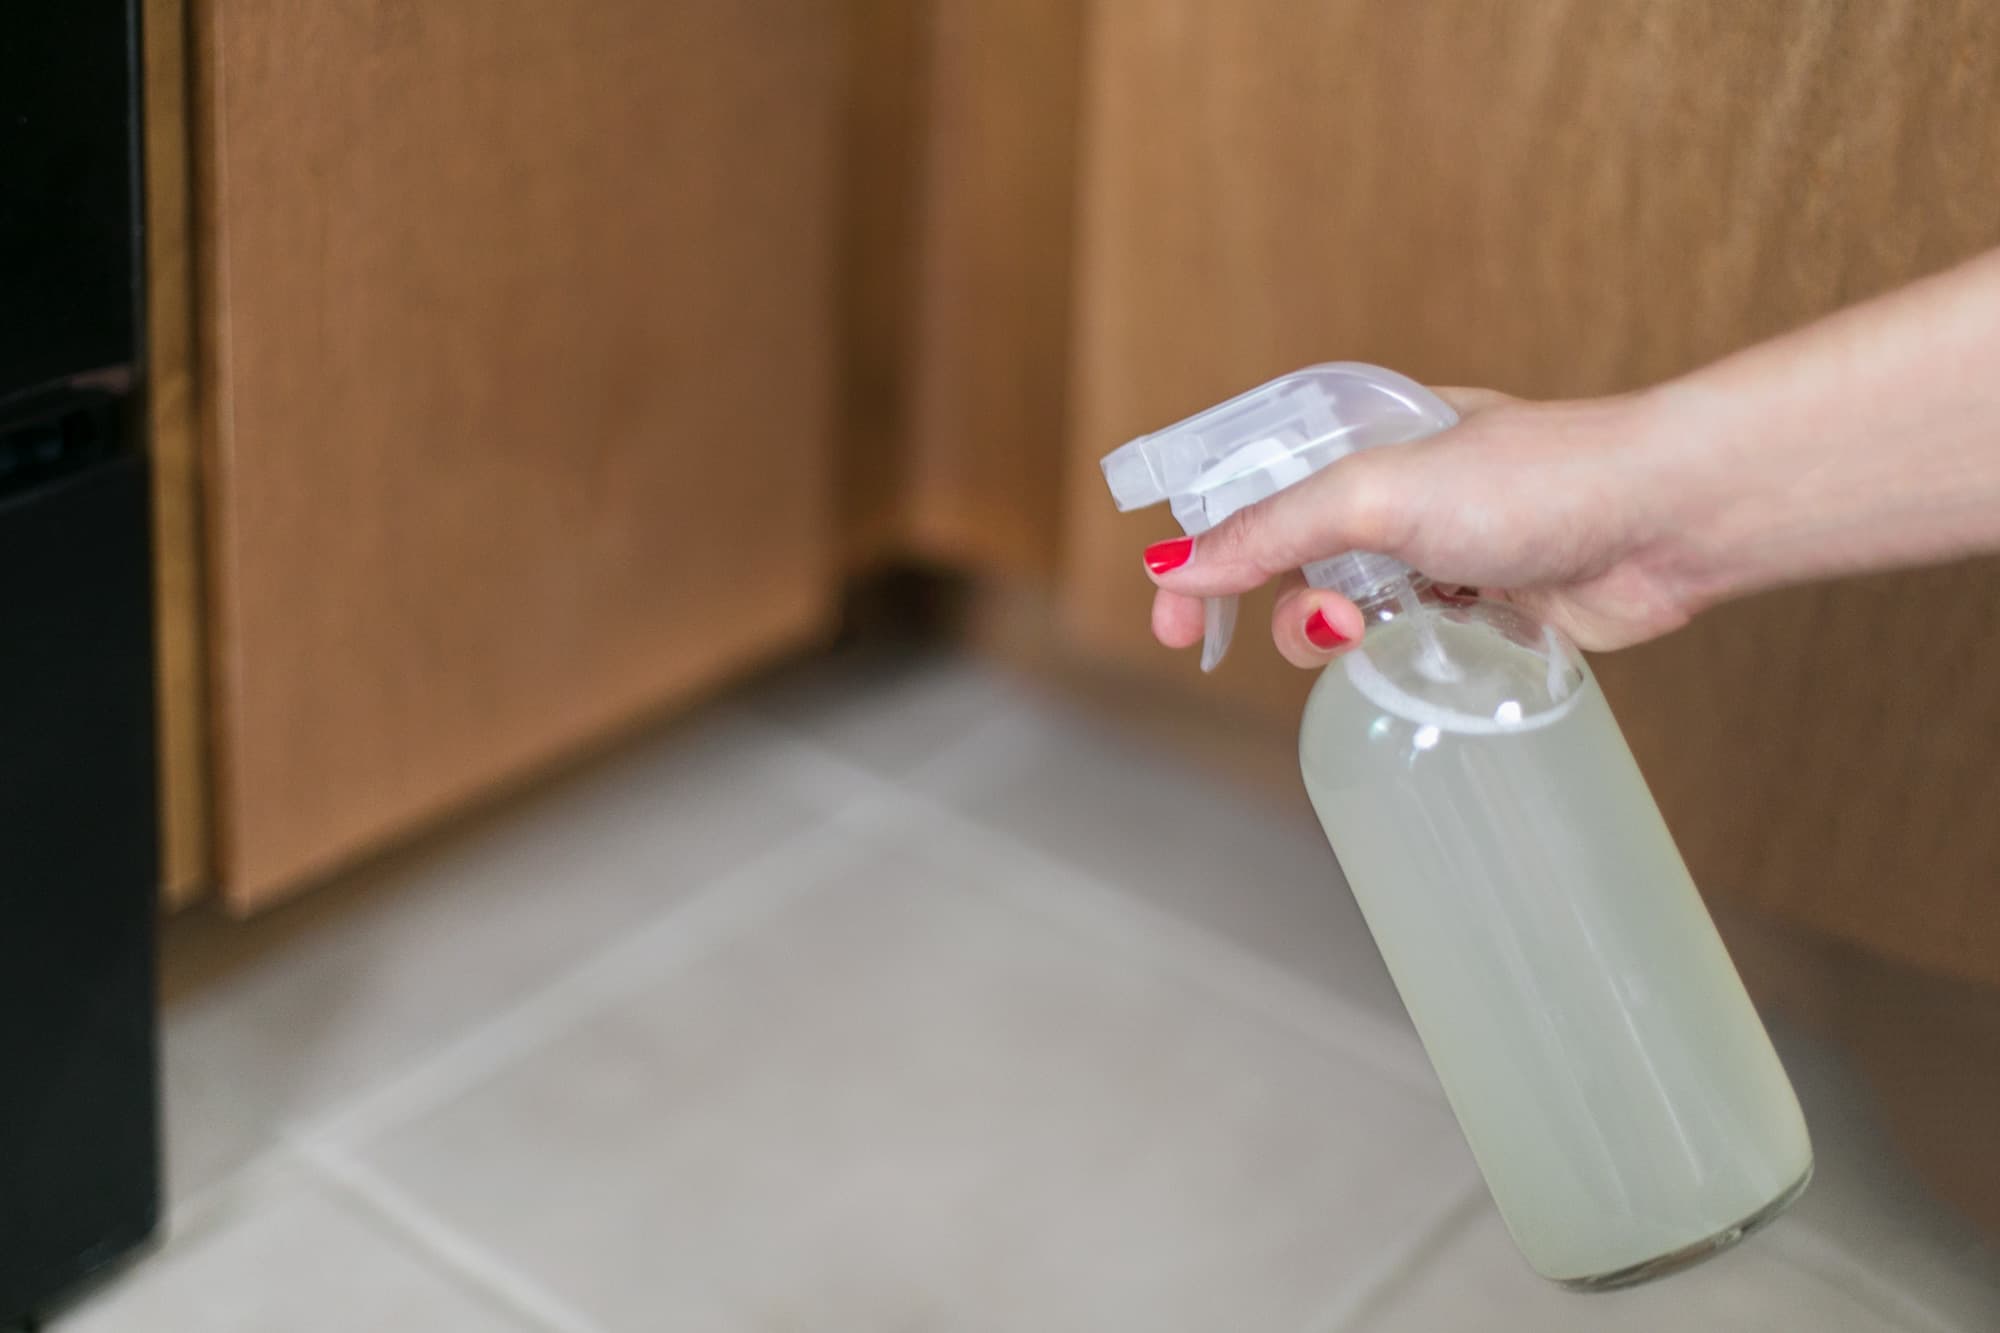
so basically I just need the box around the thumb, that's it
[1143,452,1405,598]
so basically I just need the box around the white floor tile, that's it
[345,817,1474,1332]
[54,1162,530,1333]
[1348,1199,1925,1333]
[136,649,1999,1332]
[915,693,1409,1030]
[163,712,848,1203]
[748,646,1025,778]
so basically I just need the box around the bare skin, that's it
[1142,248,2000,666]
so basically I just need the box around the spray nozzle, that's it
[1101,363,1458,671]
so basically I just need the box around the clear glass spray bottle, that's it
[1102,365,1812,1288]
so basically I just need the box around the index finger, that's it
[1143,450,1404,599]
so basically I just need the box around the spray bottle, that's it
[1102,364,1812,1289]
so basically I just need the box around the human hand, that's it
[1140,388,1701,666]
[1143,250,2000,665]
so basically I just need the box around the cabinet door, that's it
[193,1,841,907]
[838,0,1085,579]
[1060,0,2000,983]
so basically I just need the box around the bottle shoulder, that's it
[1303,596,1592,738]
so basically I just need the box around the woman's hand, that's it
[1141,387,1702,666]
[1141,247,2000,668]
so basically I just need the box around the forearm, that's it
[1636,247,2000,608]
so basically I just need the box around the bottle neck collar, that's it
[1353,574,1438,628]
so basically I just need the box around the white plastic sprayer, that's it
[1099,362,1457,670]
[1098,364,1814,1289]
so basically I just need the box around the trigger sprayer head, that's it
[1101,363,1458,670]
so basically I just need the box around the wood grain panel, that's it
[142,0,210,905]
[1061,0,2000,983]
[191,1,841,907]
[900,0,1085,576]
[837,0,930,573]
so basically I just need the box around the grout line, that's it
[158,1147,292,1239]
[140,1144,319,1265]
[947,811,1441,1093]
[728,711,921,811]
[159,707,864,1219]
[740,711,1442,1096]
[297,800,881,1149]
[1302,1180,1489,1333]
[295,1136,611,1333]
[157,724,895,1259]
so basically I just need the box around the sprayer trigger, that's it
[1201,595,1239,673]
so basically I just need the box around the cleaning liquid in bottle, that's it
[1102,364,1812,1289]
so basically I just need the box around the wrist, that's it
[1616,376,1755,616]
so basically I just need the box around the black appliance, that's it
[0,1,162,1326]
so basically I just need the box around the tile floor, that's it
[56,650,2000,1331]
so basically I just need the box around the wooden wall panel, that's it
[900,0,1085,576]
[837,0,930,573]
[191,1,842,907]
[142,0,210,905]
[1061,1,2000,981]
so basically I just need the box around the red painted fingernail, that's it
[1304,609,1350,650]
[1143,537,1194,574]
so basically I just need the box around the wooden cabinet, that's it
[178,1,843,908]
[150,0,2000,962]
